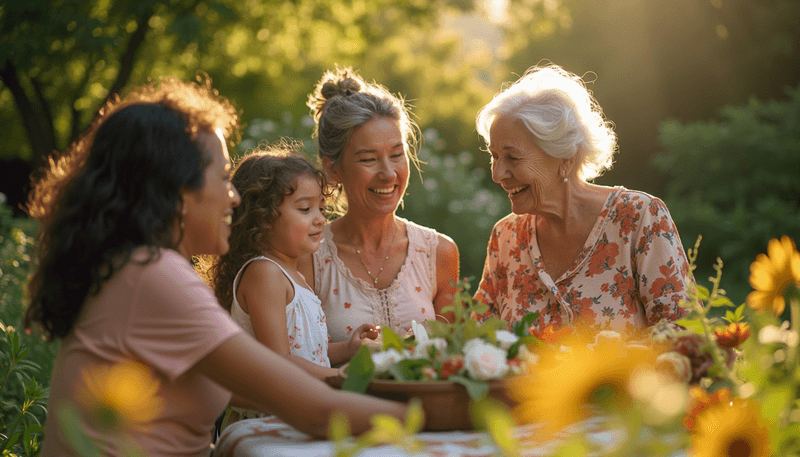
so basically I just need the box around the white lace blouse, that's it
[312,218,440,342]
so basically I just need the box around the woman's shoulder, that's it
[612,187,667,204]
[490,212,533,234]
[132,247,195,279]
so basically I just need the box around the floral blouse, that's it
[474,187,690,334]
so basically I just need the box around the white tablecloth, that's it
[209,415,673,457]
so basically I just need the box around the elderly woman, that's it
[299,67,460,341]
[473,64,690,334]
[27,76,405,456]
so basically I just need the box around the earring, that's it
[562,170,569,183]
[180,216,185,230]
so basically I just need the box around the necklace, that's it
[356,224,397,287]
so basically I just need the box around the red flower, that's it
[714,322,751,348]
[529,324,574,344]
[440,355,465,379]
[648,263,684,298]
[682,387,732,432]
[586,241,619,276]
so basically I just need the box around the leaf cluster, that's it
[654,85,800,309]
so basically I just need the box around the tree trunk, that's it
[0,60,56,179]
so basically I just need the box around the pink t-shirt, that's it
[42,248,242,457]
[474,187,690,334]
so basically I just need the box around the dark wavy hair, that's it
[206,142,329,311]
[25,76,240,341]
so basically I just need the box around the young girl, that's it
[208,144,379,424]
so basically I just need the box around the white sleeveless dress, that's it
[312,217,440,342]
[224,256,331,426]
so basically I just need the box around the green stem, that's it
[787,297,800,368]
[779,296,800,429]
[695,259,741,389]
[0,404,25,454]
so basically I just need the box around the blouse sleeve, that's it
[125,251,243,382]
[633,197,691,325]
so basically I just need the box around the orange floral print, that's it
[474,188,690,333]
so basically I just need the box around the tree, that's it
[653,85,800,306]
[0,0,564,173]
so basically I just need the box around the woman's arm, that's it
[433,234,460,324]
[229,393,270,413]
[239,260,338,379]
[193,332,408,438]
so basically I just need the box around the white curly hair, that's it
[476,64,617,182]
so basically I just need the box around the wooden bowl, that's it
[327,365,517,431]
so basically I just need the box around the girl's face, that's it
[488,114,562,215]
[267,173,327,258]
[179,129,241,258]
[327,116,409,217]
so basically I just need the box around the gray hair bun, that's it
[308,67,363,120]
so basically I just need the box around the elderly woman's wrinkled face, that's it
[488,114,562,215]
[332,116,410,216]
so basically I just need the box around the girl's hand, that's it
[347,323,381,355]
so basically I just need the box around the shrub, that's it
[653,85,800,308]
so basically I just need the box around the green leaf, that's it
[710,296,734,308]
[695,285,710,300]
[449,375,489,400]
[342,346,375,393]
[207,2,238,20]
[470,397,519,456]
[675,318,705,335]
[58,405,102,457]
[381,327,404,352]
[511,311,539,337]
[507,336,539,359]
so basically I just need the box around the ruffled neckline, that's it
[321,217,415,292]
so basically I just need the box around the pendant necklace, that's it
[356,224,397,287]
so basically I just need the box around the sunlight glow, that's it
[481,0,509,24]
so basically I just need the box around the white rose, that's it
[416,337,448,358]
[464,340,509,381]
[495,330,519,349]
[759,322,799,347]
[371,348,406,372]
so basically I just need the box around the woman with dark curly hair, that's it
[25,76,405,456]
[206,145,380,429]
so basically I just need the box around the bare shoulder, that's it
[238,259,291,310]
[435,233,459,275]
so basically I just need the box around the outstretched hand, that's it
[347,323,382,356]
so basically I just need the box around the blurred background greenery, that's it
[1,0,798,303]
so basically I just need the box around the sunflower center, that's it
[728,437,753,457]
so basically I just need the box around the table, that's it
[210,415,624,457]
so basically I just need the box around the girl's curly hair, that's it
[206,141,329,311]
[25,75,240,341]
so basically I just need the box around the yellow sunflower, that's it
[747,235,800,315]
[506,338,657,438]
[690,398,772,457]
[79,360,165,430]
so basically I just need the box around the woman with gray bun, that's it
[299,67,460,343]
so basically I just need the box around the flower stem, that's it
[697,258,741,389]
[787,295,800,368]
